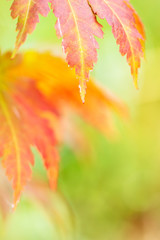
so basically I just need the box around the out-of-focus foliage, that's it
[0,50,125,208]
[0,0,160,240]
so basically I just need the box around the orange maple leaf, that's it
[12,51,128,135]
[0,51,127,206]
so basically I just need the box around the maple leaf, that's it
[0,53,59,206]
[89,0,145,87]
[51,0,103,103]
[10,0,51,57]
[10,0,145,100]
[0,51,127,206]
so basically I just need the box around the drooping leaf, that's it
[89,0,145,87]
[10,0,145,99]
[51,0,103,102]
[0,51,127,206]
[10,0,51,57]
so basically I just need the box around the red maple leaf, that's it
[10,0,145,101]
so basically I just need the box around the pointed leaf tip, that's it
[11,49,17,59]
[10,0,51,54]
[134,75,139,90]
[79,83,86,104]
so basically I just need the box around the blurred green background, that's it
[1,0,160,239]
